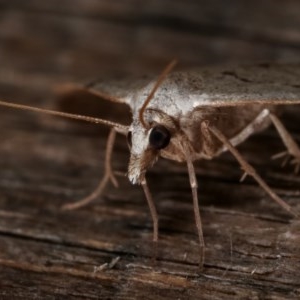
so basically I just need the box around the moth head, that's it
[127,60,178,184]
[127,109,177,184]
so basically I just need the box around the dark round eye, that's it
[149,125,171,150]
[127,131,132,148]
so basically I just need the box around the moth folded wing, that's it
[80,75,154,106]
[184,63,300,108]
[54,80,141,127]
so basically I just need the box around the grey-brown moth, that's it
[1,61,300,266]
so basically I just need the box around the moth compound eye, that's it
[149,125,171,150]
[127,131,132,148]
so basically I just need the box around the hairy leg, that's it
[179,138,205,267]
[141,177,159,243]
[208,125,298,217]
[269,112,300,174]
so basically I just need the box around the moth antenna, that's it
[0,100,128,132]
[139,59,177,128]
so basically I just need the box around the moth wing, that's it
[83,75,153,107]
[124,63,300,120]
[58,63,300,119]
[177,63,300,109]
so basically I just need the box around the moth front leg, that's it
[180,139,205,267]
[141,177,159,243]
[62,128,119,210]
[269,112,300,174]
[208,125,298,217]
[141,176,161,264]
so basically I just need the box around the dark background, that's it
[0,1,300,299]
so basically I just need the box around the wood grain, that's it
[0,1,300,299]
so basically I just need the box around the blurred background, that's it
[0,0,300,88]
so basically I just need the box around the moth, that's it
[1,61,300,266]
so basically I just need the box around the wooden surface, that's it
[0,1,300,299]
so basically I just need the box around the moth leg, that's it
[181,141,205,267]
[208,125,298,217]
[62,128,118,210]
[141,177,159,244]
[269,112,300,174]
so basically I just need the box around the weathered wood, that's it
[0,1,300,299]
